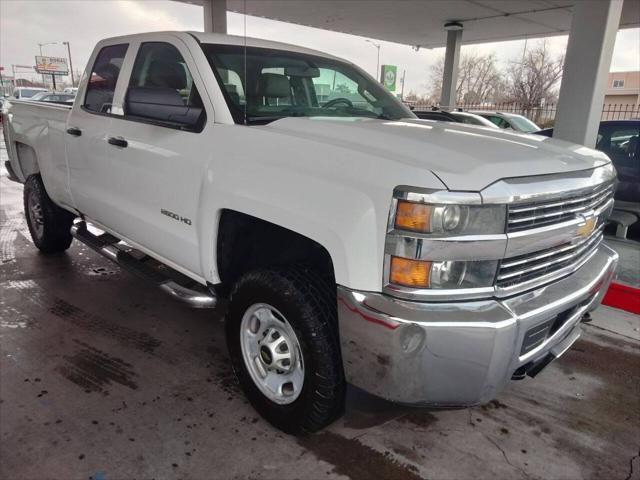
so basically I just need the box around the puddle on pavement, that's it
[56,340,138,393]
[298,431,423,480]
[0,305,30,329]
[88,266,118,276]
[49,298,161,354]
[342,386,433,430]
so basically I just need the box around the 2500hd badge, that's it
[161,208,192,226]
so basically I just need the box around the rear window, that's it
[506,114,540,133]
[84,43,128,114]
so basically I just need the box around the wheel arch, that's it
[14,141,41,180]
[215,209,337,295]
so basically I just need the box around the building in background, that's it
[604,71,640,107]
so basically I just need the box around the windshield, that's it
[505,114,540,133]
[30,92,50,100]
[201,44,414,124]
[18,89,44,98]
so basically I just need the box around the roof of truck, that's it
[188,31,344,61]
[97,31,344,62]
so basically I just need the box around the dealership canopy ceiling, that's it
[178,0,640,48]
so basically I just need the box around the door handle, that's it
[66,127,82,137]
[107,136,128,148]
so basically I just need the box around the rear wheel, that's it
[24,175,75,253]
[226,267,345,434]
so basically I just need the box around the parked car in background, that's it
[473,111,541,133]
[414,109,458,122]
[11,87,48,100]
[30,92,76,104]
[536,120,639,203]
[415,109,498,128]
[0,96,7,124]
[449,111,499,128]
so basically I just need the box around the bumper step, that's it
[71,221,217,308]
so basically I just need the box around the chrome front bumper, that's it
[337,244,618,406]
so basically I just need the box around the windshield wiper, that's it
[245,115,288,124]
[246,112,307,124]
[376,113,395,120]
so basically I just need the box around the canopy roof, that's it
[179,0,640,48]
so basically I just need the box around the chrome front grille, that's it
[507,182,614,233]
[497,225,604,289]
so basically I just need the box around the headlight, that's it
[393,200,506,235]
[389,256,498,289]
[385,187,506,297]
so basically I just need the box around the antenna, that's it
[243,0,247,125]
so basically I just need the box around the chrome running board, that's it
[71,221,217,309]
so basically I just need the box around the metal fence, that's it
[408,102,640,128]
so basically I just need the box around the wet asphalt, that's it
[0,135,639,480]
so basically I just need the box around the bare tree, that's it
[404,90,432,106]
[505,40,564,106]
[428,51,504,105]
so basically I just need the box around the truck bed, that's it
[3,99,73,208]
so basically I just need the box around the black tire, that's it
[23,174,75,253]
[225,266,345,434]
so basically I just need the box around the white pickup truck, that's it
[3,31,618,434]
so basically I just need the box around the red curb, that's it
[602,282,640,314]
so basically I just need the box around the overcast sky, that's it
[1,0,639,95]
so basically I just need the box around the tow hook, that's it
[580,312,592,323]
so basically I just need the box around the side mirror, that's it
[125,87,203,129]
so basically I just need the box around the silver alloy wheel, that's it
[27,190,44,239]
[240,303,304,404]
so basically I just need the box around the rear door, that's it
[100,37,212,277]
[65,42,130,220]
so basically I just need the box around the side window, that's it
[126,42,204,130]
[494,117,509,129]
[486,115,503,127]
[84,44,128,114]
[597,126,639,168]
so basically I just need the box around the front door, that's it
[102,39,212,277]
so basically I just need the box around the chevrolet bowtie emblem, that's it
[576,216,597,238]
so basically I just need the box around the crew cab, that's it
[3,32,618,433]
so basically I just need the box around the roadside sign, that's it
[35,56,69,75]
[380,64,397,91]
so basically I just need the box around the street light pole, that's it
[365,39,381,81]
[63,41,75,87]
[38,44,45,86]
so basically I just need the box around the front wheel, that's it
[23,175,75,253]
[225,267,345,434]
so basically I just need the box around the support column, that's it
[554,0,623,147]
[203,0,227,34]
[440,23,463,109]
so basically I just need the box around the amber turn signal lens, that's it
[395,201,431,232]
[389,256,431,288]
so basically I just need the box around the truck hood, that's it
[265,117,611,191]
